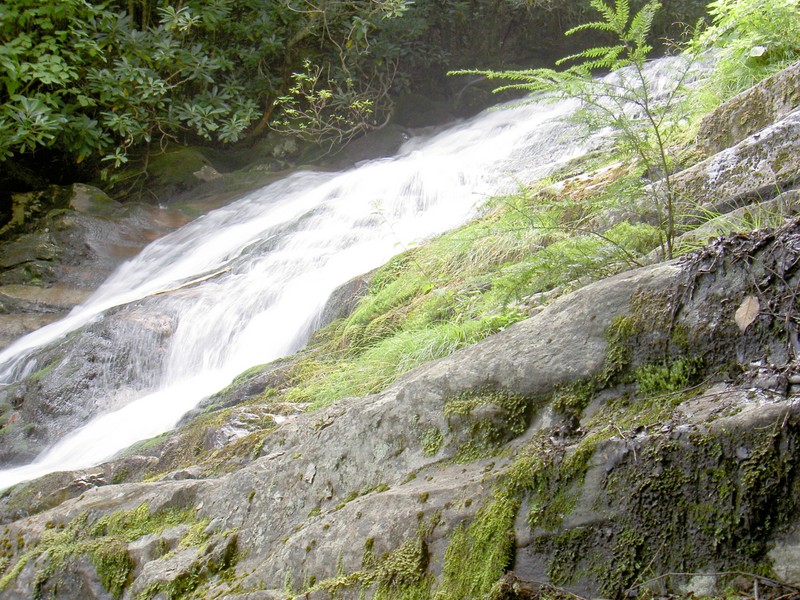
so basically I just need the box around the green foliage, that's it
[557,0,660,71]
[690,0,800,107]
[290,315,511,408]
[0,0,258,167]
[0,0,414,174]
[492,220,661,301]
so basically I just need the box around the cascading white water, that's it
[0,58,699,491]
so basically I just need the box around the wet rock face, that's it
[0,183,212,462]
[515,397,800,599]
[672,108,800,222]
[0,184,193,352]
[0,302,178,467]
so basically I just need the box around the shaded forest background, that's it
[0,0,707,204]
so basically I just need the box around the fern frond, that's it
[448,68,541,82]
[635,43,654,59]
[564,21,616,36]
[611,0,630,35]
[559,45,625,61]
[589,0,621,32]
[447,69,491,77]
[587,55,628,71]
[628,1,661,45]
[492,69,577,95]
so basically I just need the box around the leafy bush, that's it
[0,0,258,169]
[0,0,412,175]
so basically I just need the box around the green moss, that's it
[142,418,278,482]
[87,538,133,599]
[434,372,718,598]
[436,496,518,599]
[122,431,170,456]
[137,534,238,600]
[146,146,211,188]
[602,289,676,383]
[600,529,647,594]
[546,528,597,586]
[335,491,360,510]
[179,519,213,549]
[376,536,429,592]
[28,360,59,384]
[0,503,205,598]
[334,482,390,511]
[551,379,596,417]
[434,435,558,598]
[633,356,703,396]
[421,428,444,457]
[295,519,437,600]
[444,389,536,463]
[90,503,194,541]
[582,419,800,597]
[0,552,33,593]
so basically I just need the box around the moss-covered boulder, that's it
[143,147,219,201]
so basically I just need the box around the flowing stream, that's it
[0,58,698,491]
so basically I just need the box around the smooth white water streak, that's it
[0,93,597,491]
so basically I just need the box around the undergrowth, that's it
[688,0,800,114]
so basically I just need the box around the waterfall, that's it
[0,57,700,491]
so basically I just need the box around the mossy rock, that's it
[67,184,119,216]
[0,187,72,240]
[146,147,216,191]
[697,60,800,156]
